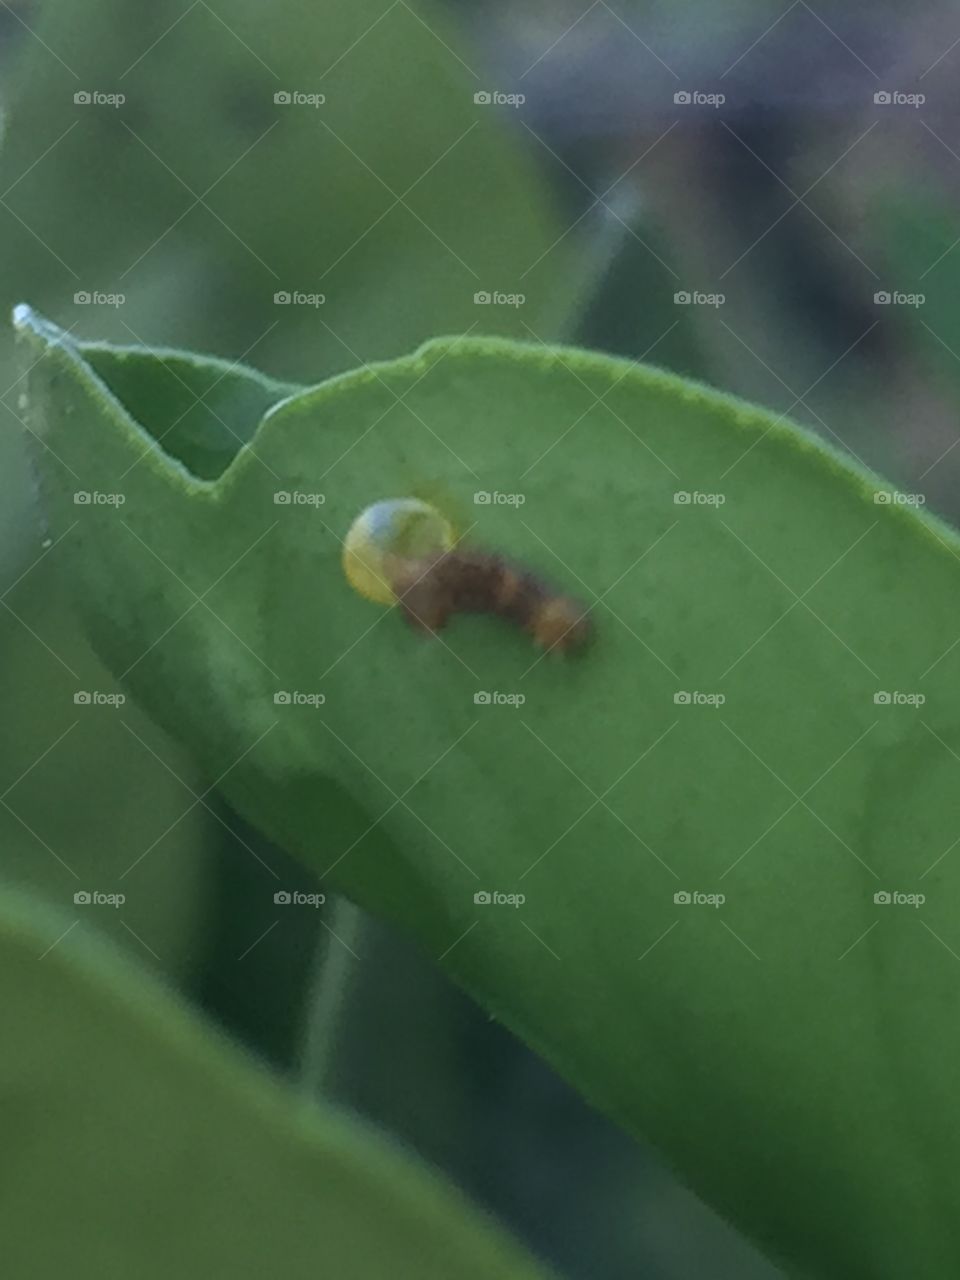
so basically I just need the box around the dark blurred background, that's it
[4,1,960,1275]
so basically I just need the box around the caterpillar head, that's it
[531,597,592,655]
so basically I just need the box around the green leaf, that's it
[78,339,299,480]
[0,0,590,1076]
[0,883,555,1279]
[1,0,580,380]
[19,305,960,1279]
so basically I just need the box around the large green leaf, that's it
[0,0,584,996]
[18,305,960,1279]
[0,0,596,1115]
[0,883,555,1279]
[0,0,577,380]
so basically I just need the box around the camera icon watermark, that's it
[74,690,126,707]
[474,890,525,907]
[673,290,724,307]
[674,490,726,506]
[74,490,126,506]
[473,90,525,107]
[473,290,524,307]
[273,690,325,707]
[874,890,925,907]
[473,690,525,707]
[874,90,924,107]
[673,690,725,707]
[273,490,325,506]
[873,690,925,707]
[874,290,924,307]
[673,90,724,107]
[74,90,125,107]
[273,290,324,307]
[74,889,125,907]
[274,90,325,107]
[473,490,525,506]
[74,290,125,307]
[873,489,925,507]
[274,889,325,906]
[674,890,725,907]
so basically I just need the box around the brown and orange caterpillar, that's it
[386,548,593,655]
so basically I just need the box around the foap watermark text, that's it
[474,490,524,506]
[274,90,325,107]
[474,90,525,107]
[474,890,525,907]
[274,691,325,707]
[274,490,325,506]
[474,691,525,707]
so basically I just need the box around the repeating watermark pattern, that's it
[474,290,525,307]
[874,290,924,307]
[473,90,525,107]
[74,291,125,307]
[873,90,925,108]
[74,90,125,108]
[274,90,326,107]
[674,290,725,307]
[674,890,725,907]
[674,90,725,108]
[474,490,525,506]
[474,691,525,707]
[274,890,326,906]
[74,691,126,707]
[74,490,126,506]
[873,489,925,506]
[674,490,726,506]
[474,890,526,907]
[274,490,325,506]
[874,890,925,907]
[873,690,925,707]
[74,890,125,907]
[674,691,725,707]
[274,691,325,707]
[274,290,325,306]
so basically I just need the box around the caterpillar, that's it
[387,548,593,655]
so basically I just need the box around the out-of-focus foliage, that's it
[0,886,558,1280]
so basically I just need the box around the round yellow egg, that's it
[342,498,456,605]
